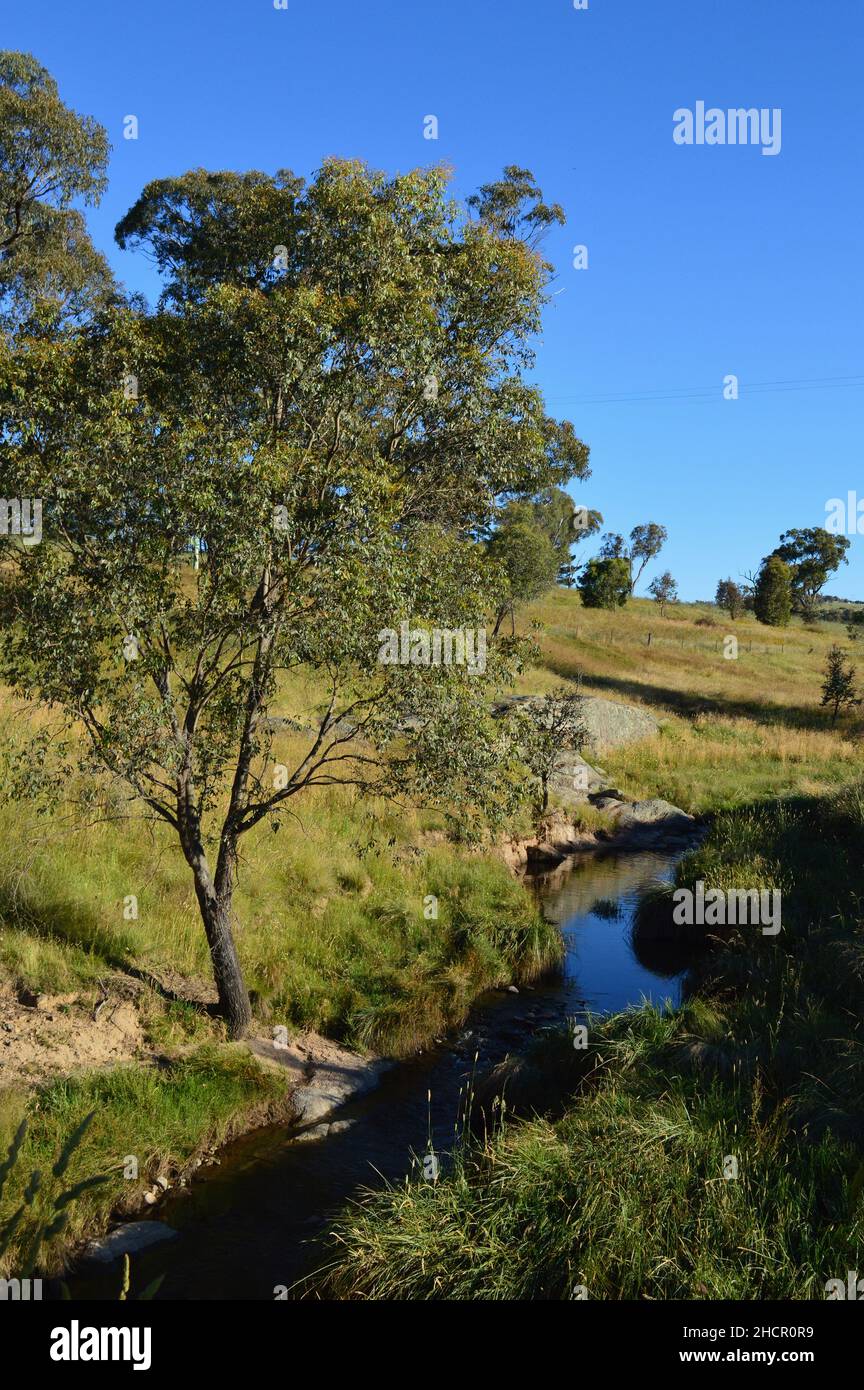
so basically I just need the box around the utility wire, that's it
[544,374,864,406]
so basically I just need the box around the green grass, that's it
[311,782,864,1299]
[0,1045,287,1276]
[0,776,559,1058]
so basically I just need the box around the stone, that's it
[293,1122,331,1143]
[84,1221,178,1265]
[612,798,696,836]
[494,693,659,758]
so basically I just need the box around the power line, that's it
[544,374,864,406]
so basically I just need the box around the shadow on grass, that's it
[545,658,841,733]
[0,880,217,1015]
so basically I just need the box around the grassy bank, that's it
[0,696,566,1274]
[312,783,864,1299]
[0,785,559,1058]
[0,1046,288,1277]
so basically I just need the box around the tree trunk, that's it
[193,876,252,1039]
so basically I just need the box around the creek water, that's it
[68,843,696,1301]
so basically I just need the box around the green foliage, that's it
[753,554,793,627]
[0,142,587,1033]
[488,506,560,634]
[465,164,565,247]
[773,528,851,621]
[524,487,599,587]
[629,522,668,592]
[0,1110,110,1275]
[820,644,860,726]
[647,569,677,616]
[509,685,588,815]
[0,50,113,333]
[715,577,744,620]
[577,556,631,610]
[597,523,667,594]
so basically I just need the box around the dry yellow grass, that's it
[517,591,863,811]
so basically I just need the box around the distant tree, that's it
[715,578,744,620]
[820,645,861,726]
[628,523,668,593]
[512,685,588,816]
[577,556,631,610]
[488,508,560,635]
[598,532,626,560]
[753,555,793,627]
[597,523,667,593]
[648,570,678,617]
[522,488,599,587]
[772,528,851,621]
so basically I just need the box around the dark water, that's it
[67,844,692,1301]
[540,847,687,1013]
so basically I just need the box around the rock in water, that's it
[84,1221,178,1264]
[613,799,696,836]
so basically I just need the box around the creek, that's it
[69,841,698,1300]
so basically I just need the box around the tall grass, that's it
[0,773,559,1056]
[313,783,864,1299]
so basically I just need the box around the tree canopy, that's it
[0,98,589,1036]
[577,556,631,610]
[771,528,850,621]
[0,50,112,334]
[753,554,793,627]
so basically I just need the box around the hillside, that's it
[518,590,862,810]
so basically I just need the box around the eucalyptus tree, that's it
[647,570,678,617]
[0,157,588,1036]
[772,528,850,621]
[0,50,113,334]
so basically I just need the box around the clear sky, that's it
[6,0,863,599]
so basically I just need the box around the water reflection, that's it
[533,849,687,1013]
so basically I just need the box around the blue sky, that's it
[7,0,863,599]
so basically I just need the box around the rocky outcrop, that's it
[246,1030,390,1128]
[600,796,698,847]
[495,687,698,871]
[494,693,659,759]
[577,695,660,755]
